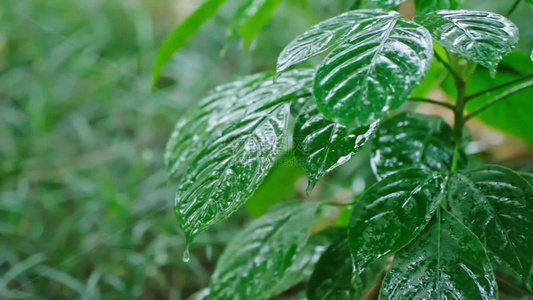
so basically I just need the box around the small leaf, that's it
[210,203,320,300]
[174,69,314,241]
[370,0,406,10]
[188,288,209,300]
[152,0,227,84]
[293,102,379,189]
[307,233,385,300]
[314,10,433,128]
[415,10,519,75]
[448,165,533,287]
[348,168,445,275]
[414,0,463,15]
[380,209,498,299]
[371,113,466,180]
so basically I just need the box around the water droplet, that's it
[183,245,190,263]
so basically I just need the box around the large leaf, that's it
[348,168,445,275]
[370,0,406,10]
[380,209,498,299]
[415,0,463,15]
[371,113,466,180]
[448,165,533,287]
[152,0,226,84]
[307,234,385,300]
[293,102,379,189]
[415,10,519,74]
[174,70,314,242]
[314,11,433,128]
[210,203,320,300]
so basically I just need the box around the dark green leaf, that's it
[152,0,226,84]
[380,209,498,299]
[210,203,320,300]
[174,70,314,242]
[448,165,533,287]
[371,113,466,180]
[307,234,385,300]
[294,102,379,189]
[415,0,463,15]
[370,0,406,10]
[314,11,433,128]
[348,168,445,275]
[415,10,519,75]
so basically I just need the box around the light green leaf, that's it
[174,69,314,242]
[415,10,519,75]
[293,102,379,189]
[210,203,320,300]
[348,168,445,275]
[314,10,433,128]
[371,113,466,180]
[188,288,209,300]
[370,0,406,10]
[380,209,498,299]
[448,165,533,287]
[307,234,385,300]
[414,0,463,15]
[152,0,226,85]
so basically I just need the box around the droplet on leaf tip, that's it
[183,245,190,263]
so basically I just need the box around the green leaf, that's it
[210,202,320,300]
[370,0,406,10]
[380,209,498,299]
[229,0,283,49]
[414,0,463,15]
[293,102,379,189]
[152,0,226,85]
[371,113,466,180]
[447,165,533,287]
[174,69,314,242]
[314,10,433,128]
[348,168,445,275]
[415,10,519,75]
[307,234,385,300]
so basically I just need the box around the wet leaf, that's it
[307,233,385,300]
[415,10,519,75]
[293,102,379,189]
[210,203,320,300]
[414,0,463,15]
[152,0,227,84]
[380,209,497,299]
[370,0,406,10]
[173,70,314,241]
[371,113,466,180]
[448,165,533,287]
[348,168,445,275]
[314,11,433,128]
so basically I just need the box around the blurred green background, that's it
[1,0,532,299]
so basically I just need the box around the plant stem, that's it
[466,73,533,102]
[434,51,463,84]
[506,0,521,17]
[408,98,455,109]
[450,79,466,173]
[322,201,354,207]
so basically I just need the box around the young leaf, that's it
[448,165,533,287]
[348,168,445,275]
[380,209,498,299]
[174,70,314,242]
[370,0,406,10]
[293,102,379,189]
[152,0,227,85]
[415,10,519,75]
[314,11,433,128]
[371,113,466,180]
[307,234,385,300]
[210,203,320,300]
[414,0,463,15]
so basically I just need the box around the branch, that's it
[408,97,455,110]
[434,51,463,84]
[466,73,533,102]
[506,0,522,17]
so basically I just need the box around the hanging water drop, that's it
[182,245,190,263]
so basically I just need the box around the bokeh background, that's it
[1,0,532,299]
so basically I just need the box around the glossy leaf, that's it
[174,70,314,241]
[380,209,498,299]
[415,10,519,74]
[448,165,533,286]
[414,0,463,15]
[371,113,466,180]
[152,0,226,84]
[314,11,433,128]
[307,234,385,300]
[294,102,379,189]
[210,203,320,300]
[348,168,445,275]
[370,0,406,10]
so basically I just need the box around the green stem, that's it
[466,73,533,102]
[450,79,466,173]
[408,98,455,110]
[322,201,354,207]
[434,51,464,84]
[506,0,521,17]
